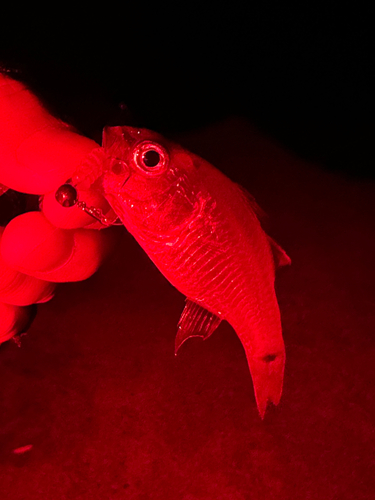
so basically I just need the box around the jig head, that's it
[55,183,122,227]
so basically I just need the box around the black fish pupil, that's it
[143,150,160,167]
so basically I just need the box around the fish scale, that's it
[155,206,283,418]
[123,181,284,414]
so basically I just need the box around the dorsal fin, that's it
[267,236,291,268]
[236,184,267,220]
[236,184,291,269]
[175,299,222,354]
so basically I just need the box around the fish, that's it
[93,126,291,418]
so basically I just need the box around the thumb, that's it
[0,73,99,194]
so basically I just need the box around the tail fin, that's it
[246,351,285,419]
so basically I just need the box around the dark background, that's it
[1,8,375,499]
[1,6,373,178]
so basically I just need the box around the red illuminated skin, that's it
[100,126,290,418]
[0,73,115,342]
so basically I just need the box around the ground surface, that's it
[1,117,374,499]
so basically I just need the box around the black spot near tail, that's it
[262,354,277,363]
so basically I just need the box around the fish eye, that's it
[142,150,160,167]
[133,141,169,174]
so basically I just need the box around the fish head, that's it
[101,126,205,232]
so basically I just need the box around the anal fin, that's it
[175,299,222,355]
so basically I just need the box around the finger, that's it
[32,226,118,282]
[0,227,55,305]
[1,211,117,282]
[0,260,55,306]
[1,212,74,273]
[0,73,100,194]
[0,302,36,344]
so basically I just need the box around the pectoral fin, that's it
[175,299,222,354]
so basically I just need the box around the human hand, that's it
[0,72,117,343]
